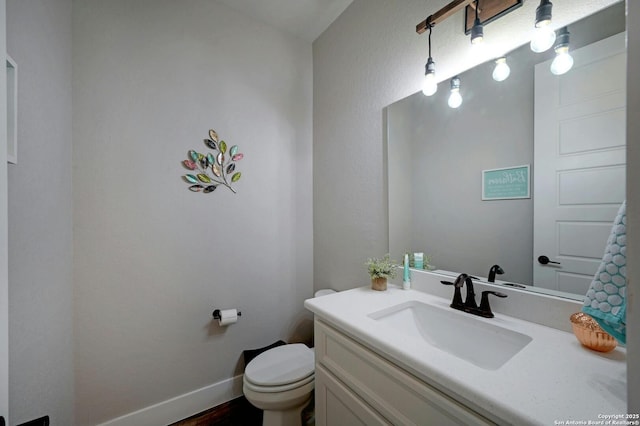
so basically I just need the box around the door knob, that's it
[538,255,561,265]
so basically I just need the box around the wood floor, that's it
[169,397,263,426]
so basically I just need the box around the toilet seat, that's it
[244,373,314,393]
[244,343,314,387]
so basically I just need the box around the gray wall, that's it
[388,50,535,284]
[7,0,75,424]
[627,0,640,414]
[386,103,413,265]
[72,0,312,424]
[387,3,625,285]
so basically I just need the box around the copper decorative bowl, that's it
[570,312,617,353]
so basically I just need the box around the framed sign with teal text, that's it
[482,165,530,200]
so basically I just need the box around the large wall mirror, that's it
[387,1,626,301]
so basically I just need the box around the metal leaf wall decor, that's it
[182,129,243,194]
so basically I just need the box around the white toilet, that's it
[243,343,314,426]
[243,289,335,426]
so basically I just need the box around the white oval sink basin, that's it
[368,300,532,370]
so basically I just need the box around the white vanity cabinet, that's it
[313,319,495,426]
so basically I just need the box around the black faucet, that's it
[441,273,476,310]
[479,291,508,318]
[441,273,507,318]
[488,264,504,283]
[440,273,465,309]
[460,274,478,310]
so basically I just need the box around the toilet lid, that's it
[244,343,314,387]
[244,373,314,393]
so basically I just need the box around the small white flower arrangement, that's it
[366,254,398,280]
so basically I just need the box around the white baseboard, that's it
[97,375,245,426]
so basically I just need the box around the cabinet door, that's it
[315,320,496,425]
[315,365,390,426]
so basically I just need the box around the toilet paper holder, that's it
[212,309,242,320]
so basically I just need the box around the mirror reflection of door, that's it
[533,32,626,293]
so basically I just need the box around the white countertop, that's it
[305,282,627,425]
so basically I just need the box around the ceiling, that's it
[216,0,354,42]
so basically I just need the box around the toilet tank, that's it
[314,289,336,297]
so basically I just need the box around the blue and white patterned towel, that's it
[582,201,627,344]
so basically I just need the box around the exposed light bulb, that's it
[448,77,462,109]
[530,24,556,53]
[448,90,462,108]
[530,0,555,52]
[550,47,574,75]
[492,57,511,82]
[422,57,437,96]
[422,74,437,96]
[550,27,573,75]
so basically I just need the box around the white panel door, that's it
[0,0,8,423]
[533,32,626,294]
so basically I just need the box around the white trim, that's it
[5,54,16,164]
[97,375,244,426]
[0,0,9,420]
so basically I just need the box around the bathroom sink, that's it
[368,301,532,370]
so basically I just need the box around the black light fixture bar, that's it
[417,0,522,34]
[416,0,476,34]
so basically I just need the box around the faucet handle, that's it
[479,291,508,318]
[441,281,464,309]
